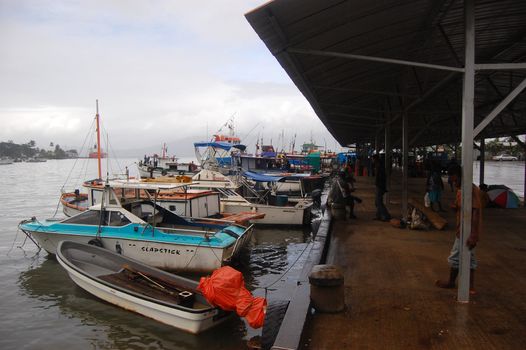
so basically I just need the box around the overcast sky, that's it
[0,0,342,157]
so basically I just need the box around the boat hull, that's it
[28,230,248,274]
[57,247,229,333]
[222,201,311,225]
[138,165,195,179]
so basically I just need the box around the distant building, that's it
[66,149,79,158]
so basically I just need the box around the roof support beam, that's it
[409,114,442,145]
[327,111,384,121]
[511,135,525,148]
[475,63,526,71]
[321,103,392,115]
[287,48,465,73]
[473,77,526,137]
[331,119,382,128]
[311,84,419,98]
[385,72,459,129]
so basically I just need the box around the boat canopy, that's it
[243,171,285,183]
[108,179,193,191]
[193,141,234,151]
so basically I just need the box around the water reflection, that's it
[18,257,247,350]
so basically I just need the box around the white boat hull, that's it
[30,231,249,274]
[62,205,82,217]
[57,256,228,333]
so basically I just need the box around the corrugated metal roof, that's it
[246,0,526,147]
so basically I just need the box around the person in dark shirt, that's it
[373,154,391,221]
[447,158,461,192]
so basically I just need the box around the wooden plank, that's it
[408,197,448,230]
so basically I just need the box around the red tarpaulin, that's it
[198,266,267,328]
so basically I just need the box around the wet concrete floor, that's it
[302,170,526,349]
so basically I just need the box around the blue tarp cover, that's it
[243,171,285,182]
[193,141,234,151]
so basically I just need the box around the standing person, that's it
[426,162,445,212]
[436,177,482,295]
[447,158,461,192]
[373,154,391,221]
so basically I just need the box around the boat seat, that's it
[146,212,164,225]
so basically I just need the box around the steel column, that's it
[458,0,475,303]
[480,138,485,185]
[385,113,392,204]
[402,112,408,219]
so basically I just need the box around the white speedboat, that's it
[20,188,254,274]
[56,241,231,333]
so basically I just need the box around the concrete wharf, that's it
[301,172,526,349]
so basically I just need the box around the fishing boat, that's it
[56,241,231,333]
[0,157,14,165]
[26,157,47,162]
[191,169,313,225]
[60,191,89,217]
[20,186,254,273]
[88,144,107,158]
[60,179,265,226]
[138,143,198,178]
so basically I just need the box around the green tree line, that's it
[0,140,77,159]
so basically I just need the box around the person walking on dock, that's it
[373,154,391,221]
[426,162,445,212]
[436,177,482,294]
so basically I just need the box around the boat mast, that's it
[96,100,102,179]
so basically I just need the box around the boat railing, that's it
[156,225,215,236]
[190,216,243,227]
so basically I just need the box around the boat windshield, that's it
[62,210,131,227]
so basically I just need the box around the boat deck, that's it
[99,269,208,309]
[302,170,526,349]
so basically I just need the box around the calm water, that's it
[473,160,525,198]
[0,159,314,350]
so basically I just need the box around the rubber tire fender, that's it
[88,239,103,247]
[261,299,290,350]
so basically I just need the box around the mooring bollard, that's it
[309,264,345,313]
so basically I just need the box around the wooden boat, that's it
[60,179,264,226]
[20,186,255,274]
[60,192,89,217]
[138,143,198,178]
[56,241,231,333]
